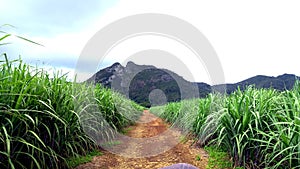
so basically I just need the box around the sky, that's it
[1,0,300,84]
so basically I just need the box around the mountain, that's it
[87,61,200,107]
[219,74,299,93]
[87,62,299,107]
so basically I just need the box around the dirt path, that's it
[76,110,208,169]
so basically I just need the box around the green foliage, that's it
[217,87,280,167]
[129,68,181,107]
[195,154,201,161]
[0,56,143,168]
[151,83,300,168]
[0,24,43,46]
[120,127,133,135]
[66,150,103,168]
[0,28,143,168]
[204,146,233,169]
[254,81,300,168]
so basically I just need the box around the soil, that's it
[75,110,208,169]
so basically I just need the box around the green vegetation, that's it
[0,55,143,168]
[121,127,133,135]
[151,84,300,168]
[66,150,103,168]
[92,60,299,109]
[195,154,201,161]
[179,135,188,144]
[0,30,144,168]
[3,26,300,168]
[129,68,181,107]
[204,146,232,169]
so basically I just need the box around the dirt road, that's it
[75,110,208,169]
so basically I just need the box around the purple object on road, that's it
[160,163,199,169]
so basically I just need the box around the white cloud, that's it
[2,0,300,83]
[101,35,210,83]
[93,0,300,83]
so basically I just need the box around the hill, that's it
[87,62,299,107]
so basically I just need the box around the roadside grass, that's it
[0,28,145,168]
[66,150,103,168]
[204,146,233,169]
[0,55,143,168]
[151,83,300,168]
[179,135,189,144]
[3,26,300,169]
[121,127,134,135]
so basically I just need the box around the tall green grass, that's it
[218,87,280,167]
[256,82,300,168]
[0,55,143,168]
[151,83,300,168]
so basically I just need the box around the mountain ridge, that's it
[87,62,299,107]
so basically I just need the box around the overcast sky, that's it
[1,0,300,84]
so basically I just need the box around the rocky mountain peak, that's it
[87,61,299,107]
